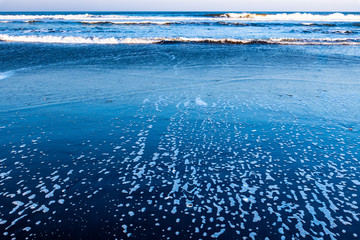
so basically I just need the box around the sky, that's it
[0,0,360,12]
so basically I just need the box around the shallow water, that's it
[1,12,360,240]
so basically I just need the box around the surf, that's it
[1,34,360,45]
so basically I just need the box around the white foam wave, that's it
[301,23,315,26]
[0,71,14,80]
[214,12,360,22]
[1,13,359,23]
[0,34,167,44]
[1,34,360,45]
[1,12,359,22]
[80,21,174,25]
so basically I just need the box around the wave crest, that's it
[1,12,360,22]
[210,12,360,21]
[0,34,360,45]
[80,21,174,25]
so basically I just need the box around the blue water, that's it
[0,12,360,240]
[1,11,360,44]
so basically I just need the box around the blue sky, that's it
[0,0,360,11]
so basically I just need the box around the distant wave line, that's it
[2,20,360,29]
[1,12,360,22]
[0,14,211,21]
[207,12,360,22]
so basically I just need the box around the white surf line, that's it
[1,35,360,45]
[1,12,360,21]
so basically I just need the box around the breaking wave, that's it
[80,21,178,25]
[80,21,251,26]
[208,12,360,22]
[1,34,360,45]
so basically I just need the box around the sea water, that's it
[0,12,360,239]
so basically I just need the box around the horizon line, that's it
[1,10,360,12]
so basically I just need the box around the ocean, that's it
[0,11,360,239]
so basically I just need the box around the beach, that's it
[0,12,360,239]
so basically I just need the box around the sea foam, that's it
[211,12,360,22]
[1,34,360,45]
[0,71,14,80]
[1,12,360,22]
